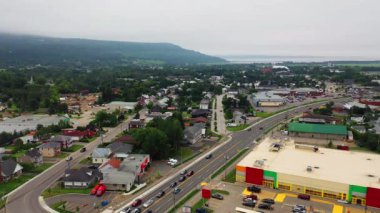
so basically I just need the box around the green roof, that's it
[288,122,347,135]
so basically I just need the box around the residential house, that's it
[0,158,23,183]
[299,112,339,124]
[128,119,144,129]
[38,142,61,157]
[92,148,112,164]
[106,142,134,159]
[113,135,136,144]
[184,123,206,144]
[62,129,94,141]
[351,125,366,134]
[191,117,208,124]
[233,110,247,125]
[17,148,43,165]
[62,167,102,188]
[351,116,365,124]
[149,105,162,117]
[191,109,210,118]
[99,155,150,191]
[45,135,74,149]
[199,99,210,110]
[15,134,37,145]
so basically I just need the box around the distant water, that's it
[219,55,376,63]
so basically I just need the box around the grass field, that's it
[192,198,214,213]
[62,144,84,152]
[0,174,34,196]
[168,189,200,213]
[42,186,92,198]
[226,124,249,132]
[223,169,236,183]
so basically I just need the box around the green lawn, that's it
[226,124,249,132]
[0,174,34,196]
[168,189,200,213]
[51,201,74,213]
[42,186,92,198]
[79,137,96,143]
[177,147,194,161]
[0,198,6,210]
[211,148,249,179]
[192,198,214,213]
[222,169,236,183]
[211,189,230,195]
[56,152,69,159]
[62,144,83,152]
[79,157,92,165]
[12,149,27,158]
[255,111,274,118]
[22,163,53,174]
[182,111,191,119]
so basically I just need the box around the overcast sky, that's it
[1,0,379,59]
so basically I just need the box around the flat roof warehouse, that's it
[238,138,380,188]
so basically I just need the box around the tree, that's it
[132,128,170,159]
[92,110,118,127]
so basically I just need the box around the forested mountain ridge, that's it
[0,33,226,67]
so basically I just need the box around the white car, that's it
[143,199,154,208]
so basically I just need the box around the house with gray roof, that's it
[0,158,23,183]
[18,148,43,165]
[351,125,366,134]
[184,123,205,144]
[62,167,102,188]
[92,148,112,164]
[106,142,134,156]
[45,135,74,149]
[38,142,61,157]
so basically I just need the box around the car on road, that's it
[205,154,213,159]
[247,128,252,131]
[258,203,273,210]
[180,170,188,175]
[259,127,263,130]
[170,182,177,188]
[95,184,106,197]
[187,170,194,177]
[196,208,207,213]
[297,194,310,200]
[91,184,100,195]
[80,147,86,152]
[143,199,154,208]
[173,188,181,194]
[132,199,142,207]
[262,198,275,205]
[179,175,186,182]
[247,185,261,193]
[242,200,256,207]
[156,190,165,198]
[132,208,141,213]
[120,207,132,213]
[211,193,224,200]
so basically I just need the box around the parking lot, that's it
[186,181,375,213]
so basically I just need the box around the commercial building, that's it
[236,138,380,208]
[252,91,286,107]
[0,114,69,133]
[288,122,347,140]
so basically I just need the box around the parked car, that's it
[173,188,181,194]
[143,199,154,208]
[211,193,224,200]
[196,208,207,213]
[205,154,213,159]
[244,194,258,200]
[91,184,101,195]
[120,207,132,213]
[132,208,141,213]
[242,200,256,207]
[180,170,188,175]
[132,199,142,207]
[156,190,165,198]
[96,185,106,197]
[179,176,186,182]
[258,203,273,210]
[170,182,177,188]
[187,171,194,177]
[262,198,275,205]
[80,147,86,152]
[247,185,261,193]
[297,194,310,200]
[259,127,263,130]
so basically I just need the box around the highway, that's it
[5,117,134,213]
[117,99,348,213]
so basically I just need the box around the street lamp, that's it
[224,155,229,179]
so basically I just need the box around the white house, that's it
[92,148,112,164]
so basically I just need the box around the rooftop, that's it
[0,114,68,133]
[238,137,380,188]
[253,91,284,101]
[289,122,347,135]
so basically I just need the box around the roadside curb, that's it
[39,196,58,213]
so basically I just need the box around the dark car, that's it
[180,170,188,175]
[259,127,263,130]
[146,211,153,213]
[170,182,177,188]
[173,188,181,194]
[258,203,273,210]
[247,128,252,131]
[80,147,86,153]
[247,185,261,193]
[262,198,275,205]
[132,208,141,213]
[187,171,194,177]
[156,190,165,198]
[88,164,98,169]
[297,194,311,200]
[205,154,213,159]
[244,194,258,200]
[242,200,256,207]
[131,199,142,207]
[211,193,224,200]
[179,176,186,182]
[195,208,207,213]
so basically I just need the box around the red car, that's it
[91,184,101,195]
[244,194,258,201]
[96,185,106,197]
[187,171,194,177]
[132,199,142,207]
[298,194,310,200]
